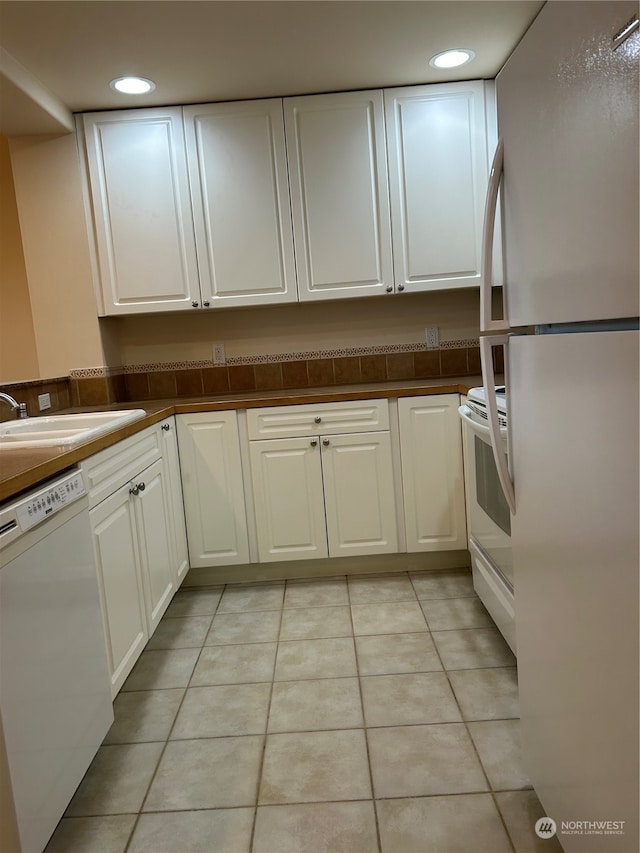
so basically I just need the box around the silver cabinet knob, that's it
[397,284,405,292]
[310,440,318,447]
[322,438,330,447]
[137,482,146,492]
[161,423,170,431]
[203,301,210,307]
[385,285,393,293]
[192,301,199,308]
[314,416,322,424]
[129,484,139,496]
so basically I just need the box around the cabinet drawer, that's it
[81,424,161,509]
[247,399,389,439]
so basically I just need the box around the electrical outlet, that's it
[38,393,51,411]
[212,342,226,365]
[425,326,439,350]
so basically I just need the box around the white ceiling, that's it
[0,0,545,135]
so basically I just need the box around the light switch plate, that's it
[38,393,51,411]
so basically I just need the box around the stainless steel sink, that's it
[0,410,147,449]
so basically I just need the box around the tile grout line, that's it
[414,574,519,852]
[348,572,384,853]
[248,582,286,852]
[104,714,526,747]
[122,583,226,852]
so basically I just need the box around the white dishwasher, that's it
[0,469,113,853]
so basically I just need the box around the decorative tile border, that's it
[71,338,478,376]
[69,366,119,379]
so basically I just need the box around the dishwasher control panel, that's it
[16,471,86,532]
[0,470,87,544]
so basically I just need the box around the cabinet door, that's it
[184,99,297,307]
[285,90,393,301]
[176,412,250,567]
[249,437,328,562]
[321,432,398,557]
[81,107,200,315]
[160,418,189,583]
[385,82,489,292]
[89,485,148,697]
[133,459,175,632]
[398,395,467,551]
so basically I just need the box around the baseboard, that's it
[181,550,471,587]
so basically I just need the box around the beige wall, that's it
[0,133,39,382]
[110,289,481,366]
[8,133,106,378]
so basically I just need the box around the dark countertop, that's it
[0,375,483,503]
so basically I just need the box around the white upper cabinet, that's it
[79,83,496,315]
[384,82,490,293]
[284,90,394,301]
[183,99,297,307]
[80,108,200,315]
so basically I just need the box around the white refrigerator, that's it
[479,2,639,851]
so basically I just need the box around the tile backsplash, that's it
[0,376,72,421]
[1,339,495,416]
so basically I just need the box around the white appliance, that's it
[0,470,113,853]
[478,3,639,851]
[458,386,515,652]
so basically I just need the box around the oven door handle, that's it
[480,334,516,515]
[458,405,507,438]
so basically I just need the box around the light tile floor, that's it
[45,569,563,853]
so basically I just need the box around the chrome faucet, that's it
[0,391,28,419]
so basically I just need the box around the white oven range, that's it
[459,386,515,653]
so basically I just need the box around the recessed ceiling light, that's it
[429,49,475,69]
[110,76,156,95]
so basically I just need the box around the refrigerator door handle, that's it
[480,137,509,334]
[480,334,516,514]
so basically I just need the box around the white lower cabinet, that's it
[398,394,467,551]
[176,411,250,567]
[249,436,328,562]
[83,424,182,697]
[132,459,176,632]
[160,417,189,583]
[321,431,398,557]
[89,482,148,697]
[248,400,397,562]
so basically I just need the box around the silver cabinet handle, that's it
[310,440,318,447]
[397,284,405,292]
[322,438,330,447]
[129,484,139,496]
[192,301,199,308]
[203,301,210,307]
[161,423,170,431]
[314,416,322,424]
[137,482,146,492]
[386,285,393,293]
